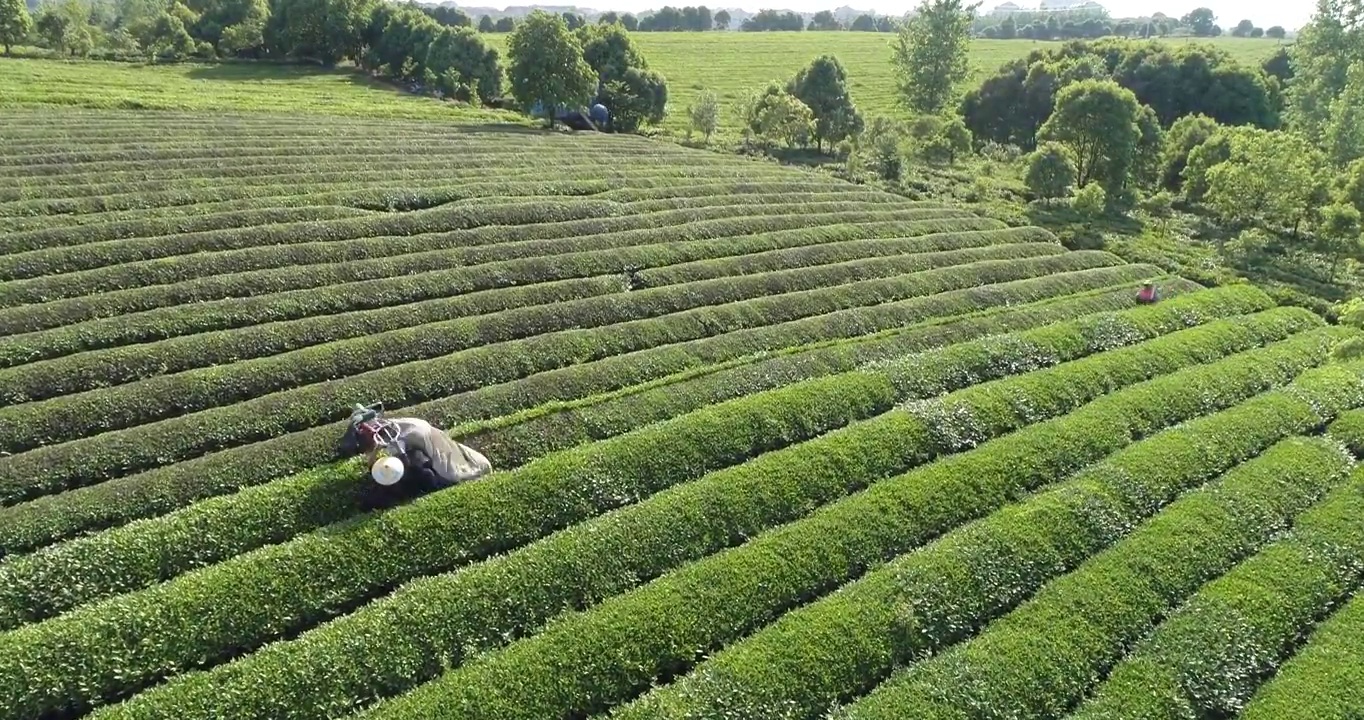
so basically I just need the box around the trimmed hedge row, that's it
[0,215,992,352]
[0,227,1047,404]
[0,195,928,308]
[354,323,1350,720]
[83,302,1316,720]
[0,168,829,218]
[1066,469,1364,720]
[1239,590,1364,718]
[0,294,1292,719]
[0,265,1166,555]
[0,158,779,203]
[0,283,1246,632]
[0,210,997,340]
[0,206,365,248]
[0,276,617,404]
[0,242,1066,452]
[613,345,1364,720]
[0,202,369,235]
[462,281,1231,469]
[0,196,619,274]
[0,138,705,167]
[1325,407,1364,457]
[832,434,1356,720]
[0,250,1117,502]
[0,171,867,226]
[0,150,778,192]
[0,180,851,237]
[4,207,974,288]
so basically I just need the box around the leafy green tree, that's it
[1266,25,1285,39]
[493,15,513,31]
[1325,61,1364,166]
[35,0,94,56]
[600,66,667,131]
[1181,130,1232,202]
[1317,202,1363,280]
[477,14,492,32]
[1204,127,1330,233]
[787,54,863,152]
[713,9,728,28]
[1072,182,1107,215]
[577,20,646,83]
[577,20,667,134]
[1037,78,1141,197]
[506,10,595,128]
[687,87,719,141]
[130,8,195,59]
[856,115,907,180]
[1159,113,1219,191]
[217,0,267,55]
[757,91,813,147]
[423,25,501,102]
[808,9,840,30]
[266,0,374,65]
[1132,103,1163,190]
[1286,0,1364,146]
[1343,158,1364,215]
[1181,7,1216,35]
[1231,18,1253,36]
[1262,46,1293,83]
[740,82,813,148]
[1024,142,1077,203]
[890,0,976,115]
[0,0,33,55]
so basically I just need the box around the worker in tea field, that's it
[340,403,493,506]
[1137,282,1159,304]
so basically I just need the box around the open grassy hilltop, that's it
[1,105,1363,720]
[0,34,1285,137]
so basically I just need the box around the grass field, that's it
[1,102,1363,720]
[0,34,1286,136]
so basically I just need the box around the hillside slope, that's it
[0,110,1361,720]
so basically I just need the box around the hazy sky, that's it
[567,1,1315,31]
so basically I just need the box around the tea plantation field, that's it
[0,108,1362,720]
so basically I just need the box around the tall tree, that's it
[1326,61,1364,165]
[506,10,596,128]
[266,0,374,65]
[890,0,977,115]
[1181,7,1216,36]
[1159,113,1220,191]
[0,0,33,54]
[1204,127,1329,234]
[712,9,728,28]
[1286,0,1364,146]
[787,54,863,151]
[1036,78,1142,196]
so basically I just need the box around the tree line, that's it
[973,7,1288,41]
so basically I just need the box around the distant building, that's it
[1039,0,1105,11]
[989,0,1104,15]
